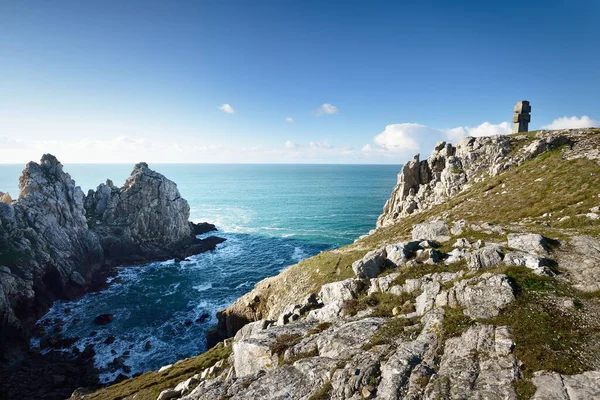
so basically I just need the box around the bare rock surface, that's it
[507,233,550,256]
[556,236,600,292]
[531,370,600,400]
[425,324,519,400]
[411,220,450,242]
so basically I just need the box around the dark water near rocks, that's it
[0,163,399,382]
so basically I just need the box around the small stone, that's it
[103,336,116,345]
[361,386,375,398]
[93,313,114,325]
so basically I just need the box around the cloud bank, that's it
[541,116,599,130]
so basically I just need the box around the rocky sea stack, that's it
[0,155,224,365]
[81,128,600,400]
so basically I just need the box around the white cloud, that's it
[361,144,373,152]
[284,140,299,150]
[218,104,235,114]
[444,127,467,141]
[315,103,339,116]
[445,121,511,139]
[309,141,333,149]
[0,135,29,149]
[367,121,514,160]
[373,123,430,153]
[541,116,599,130]
[285,117,295,123]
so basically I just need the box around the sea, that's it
[0,163,400,383]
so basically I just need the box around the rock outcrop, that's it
[0,155,105,361]
[377,128,600,227]
[0,155,223,362]
[84,162,224,264]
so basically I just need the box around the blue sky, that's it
[1,0,599,163]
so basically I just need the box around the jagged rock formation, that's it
[0,155,105,361]
[84,162,223,264]
[0,155,223,363]
[377,128,600,227]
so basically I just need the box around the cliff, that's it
[83,127,600,400]
[0,155,223,364]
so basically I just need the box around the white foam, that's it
[192,283,212,292]
[291,246,308,262]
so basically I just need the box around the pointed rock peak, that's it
[39,153,64,173]
[134,162,149,170]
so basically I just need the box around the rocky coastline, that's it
[0,155,224,398]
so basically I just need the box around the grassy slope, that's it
[86,136,600,399]
[83,343,231,400]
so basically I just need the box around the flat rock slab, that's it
[557,236,600,292]
[532,370,600,400]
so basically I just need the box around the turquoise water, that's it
[0,163,399,382]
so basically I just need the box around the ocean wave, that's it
[192,283,213,292]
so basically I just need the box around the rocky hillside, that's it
[0,155,223,364]
[76,128,600,400]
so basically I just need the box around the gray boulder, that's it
[385,241,420,266]
[412,220,451,242]
[436,273,515,319]
[156,389,181,400]
[352,248,387,279]
[507,233,550,256]
[319,278,364,305]
[465,246,504,270]
[504,251,553,275]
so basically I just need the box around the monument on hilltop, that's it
[512,100,531,133]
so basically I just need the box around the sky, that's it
[1,0,599,164]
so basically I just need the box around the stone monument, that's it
[512,100,531,133]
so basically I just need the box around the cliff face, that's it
[99,127,600,400]
[0,155,223,363]
[0,155,104,361]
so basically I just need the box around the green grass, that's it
[306,322,332,336]
[513,379,537,400]
[308,381,332,400]
[483,267,592,377]
[442,307,472,339]
[270,333,303,356]
[281,348,319,365]
[85,342,232,400]
[391,261,466,287]
[342,291,415,318]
